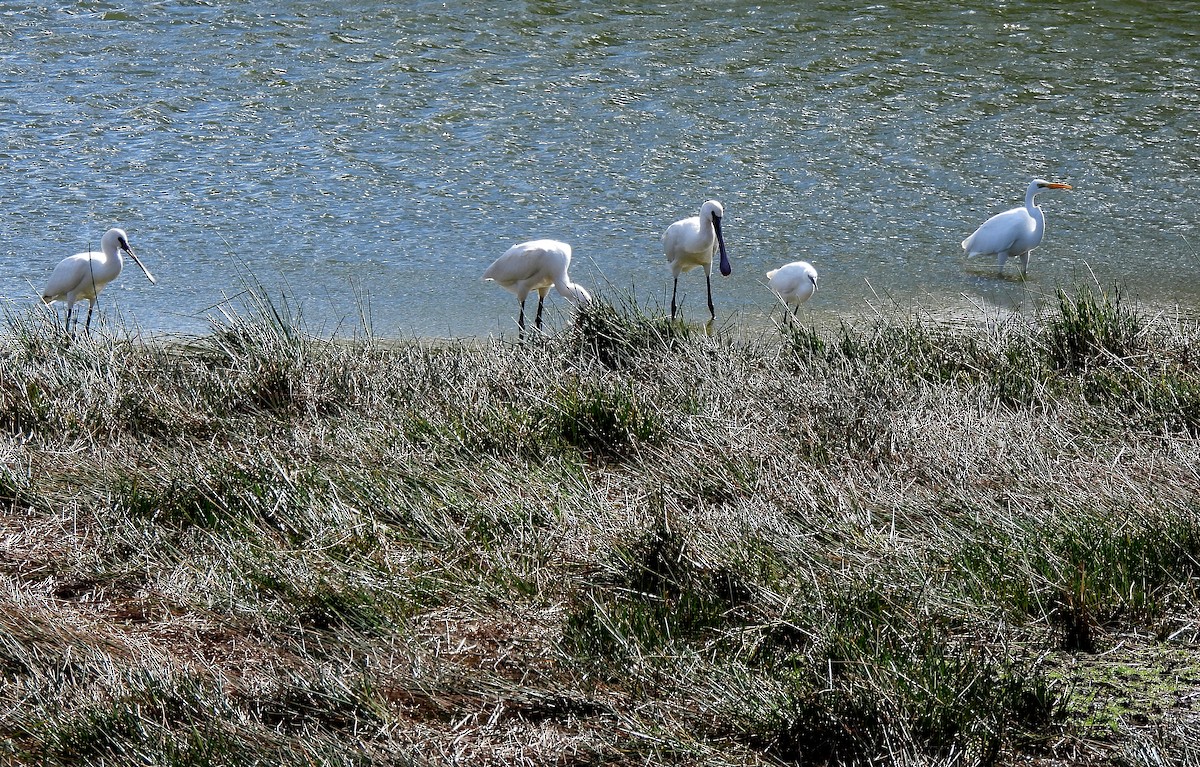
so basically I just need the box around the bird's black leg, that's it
[671,277,679,320]
[85,301,94,333]
[705,272,716,321]
[535,294,545,330]
[518,297,527,334]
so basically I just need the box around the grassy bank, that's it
[1,286,1199,766]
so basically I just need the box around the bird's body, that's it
[42,227,156,331]
[483,239,591,332]
[662,199,731,320]
[961,178,1072,277]
[766,261,818,314]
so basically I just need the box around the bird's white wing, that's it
[42,254,91,300]
[663,217,701,263]
[962,207,1030,255]
[770,264,817,296]
[772,268,805,296]
[484,248,533,283]
[483,241,567,285]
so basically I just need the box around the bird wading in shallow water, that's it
[662,199,731,321]
[483,239,592,333]
[961,178,1072,278]
[42,227,157,332]
[766,261,818,316]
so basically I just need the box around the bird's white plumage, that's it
[766,261,818,312]
[662,199,731,319]
[42,227,156,330]
[961,178,1071,277]
[663,200,727,276]
[483,239,591,330]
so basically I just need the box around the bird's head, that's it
[701,200,732,277]
[700,201,734,278]
[570,285,592,306]
[1032,178,1072,192]
[101,228,129,253]
[700,199,724,222]
[105,227,157,285]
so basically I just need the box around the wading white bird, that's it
[961,178,1072,278]
[662,199,731,320]
[483,239,592,332]
[766,261,818,315]
[42,227,157,331]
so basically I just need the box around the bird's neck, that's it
[1025,200,1046,242]
[1024,186,1040,213]
[1025,188,1047,226]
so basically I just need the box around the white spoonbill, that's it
[483,239,592,332]
[42,227,157,331]
[662,199,731,320]
[766,261,818,315]
[961,178,1072,278]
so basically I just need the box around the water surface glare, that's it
[2,1,1197,336]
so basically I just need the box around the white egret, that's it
[961,178,1072,278]
[662,199,731,320]
[42,227,157,331]
[766,261,818,315]
[483,239,592,332]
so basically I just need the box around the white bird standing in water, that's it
[767,261,818,315]
[961,178,1072,278]
[662,199,731,320]
[42,227,157,331]
[483,239,592,332]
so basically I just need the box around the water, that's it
[2,1,1197,337]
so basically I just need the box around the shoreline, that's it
[22,276,1200,348]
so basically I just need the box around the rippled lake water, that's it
[2,1,1197,337]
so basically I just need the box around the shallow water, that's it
[2,1,1197,337]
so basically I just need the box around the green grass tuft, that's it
[1046,285,1144,371]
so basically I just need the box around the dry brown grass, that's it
[1,285,1199,765]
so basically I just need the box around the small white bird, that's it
[483,239,592,332]
[42,227,157,331]
[662,199,731,320]
[961,178,1072,278]
[766,261,818,315]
